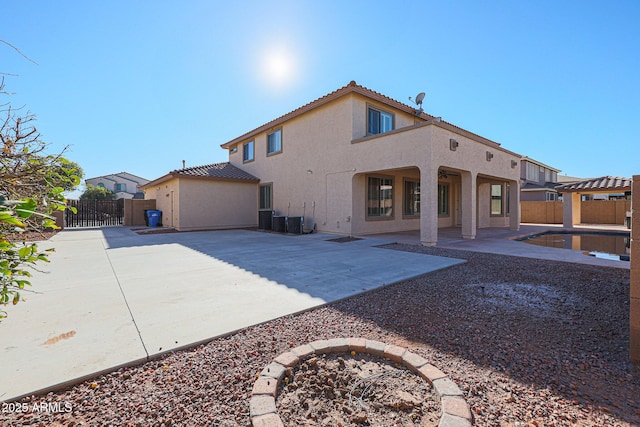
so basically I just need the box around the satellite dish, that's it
[409,91,426,115]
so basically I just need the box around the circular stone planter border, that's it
[249,337,473,427]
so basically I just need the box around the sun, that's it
[260,45,298,89]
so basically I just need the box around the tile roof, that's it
[220,80,507,151]
[555,176,631,193]
[522,182,559,191]
[171,162,259,181]
[142,162,259,188]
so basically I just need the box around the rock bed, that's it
[1,245,639,426]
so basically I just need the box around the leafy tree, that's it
[53,160,84,192]
[80,184,116,200]
[0,76,80,320]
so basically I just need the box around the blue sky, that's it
[3,1,639,195]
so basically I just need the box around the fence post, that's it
[631,175,640,364]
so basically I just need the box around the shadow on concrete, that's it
[97,227,465,302]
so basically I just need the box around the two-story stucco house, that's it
[85,172,149,199]
[142,81,522,245]
[520,157,561,202]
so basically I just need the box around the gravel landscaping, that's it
[2,244,639,426]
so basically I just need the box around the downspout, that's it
[170,190,174,228]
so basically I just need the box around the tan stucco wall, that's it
[145,178,179,228]
[228,92,520,238]
[124,199,156,226]
[524,200,630,225]
[144,177,257,231]
[521,201,563,223]
[581,200,631,225]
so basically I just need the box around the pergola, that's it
[555,176,631,228]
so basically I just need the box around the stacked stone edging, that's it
[250,337,473,427]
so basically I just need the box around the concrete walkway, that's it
[0,228,463,402]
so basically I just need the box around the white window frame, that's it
[367,106,394,135]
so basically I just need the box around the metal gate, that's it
[65,199,124,227]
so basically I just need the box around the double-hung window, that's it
[267,129,282,155]
[367,176,393,218]
[243,140,254,162]
[115,183,126,192]
[403,180,420,217]
[367,107,393,135]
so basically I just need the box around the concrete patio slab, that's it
[371,224,630,269]
[0,227,463,402]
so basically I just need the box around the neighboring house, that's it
[520,157,561,201]
[142,81,522,245]
[85,172,150,199]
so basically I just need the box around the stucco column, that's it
[562,192,581,228]
[420,167,438,246]
[631,175,640,364]
[460,171,476,239]
[509,180,520,231]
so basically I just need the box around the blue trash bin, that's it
[146,210,162,227]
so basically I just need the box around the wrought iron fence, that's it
[65,199,124,227]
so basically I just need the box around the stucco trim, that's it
[351,120,522,158]
[141,172,259,189]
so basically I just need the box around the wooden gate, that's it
[65,199,124,227]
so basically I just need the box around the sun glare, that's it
[260,45,298,89]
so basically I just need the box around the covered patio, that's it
[556,176,631,228]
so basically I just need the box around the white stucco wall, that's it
[86,174,146,196]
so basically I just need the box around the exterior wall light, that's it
[486,151,494,161]
[511,160,518,168]
[449,138,458,151]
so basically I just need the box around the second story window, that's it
[243,140,254,162]
[115,183,126,192]
[367,107,393,135]
[267,129,282,155]
[526,162,540,182]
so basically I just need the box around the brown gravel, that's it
[4,230,58,242]
[277,352,440,426]
[1,244,639,426]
